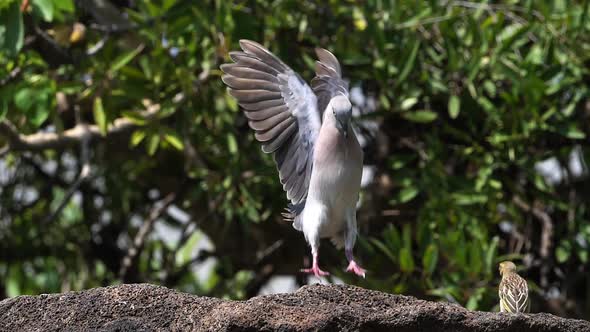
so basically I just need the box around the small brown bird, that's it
[498,261,530,313]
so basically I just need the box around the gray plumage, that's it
[221,40,365,277]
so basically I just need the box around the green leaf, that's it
[402,110,438,123]
[400,97,418,110]
[483,80,497,97]
[452,193,488,205]
[6,266,20,297]
[466,288,485,310]
[0,97,7,120]
[564,126,586,139]
[578,249,588,263]
[398,40,420,83]
[245,203,260,222]
[399,247,414,273]
[383,224,401,251]
[422,244,438,275]
[398,187,419,203]
[496,24,530,55]
[147,134,160,155]
[556,242,571,263]
[31,103,50,127]
[130,130,146,146]
[32,0,54,21]
[352,6,367,31]
[139,56,153,79]
[379,93,391,110]
[0,2,24,55]
[525,44,544,65]
[402,224,412,251]
[485,236,499,275]
[227,133,237,155]
[122,111,147,125]
[14,88,36,111]
[93,97,107,135]
[468,241,483,273]
[428,286,460,301]
[15,86,52,127]
[164,132,184,151]
[110,44,145,74]
[53,0,74,13]
[176,231,201,266]
[371,239,397,263]
[448,95,460,119]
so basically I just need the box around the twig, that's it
[88,22,138,33]
[255,239,284,265]
[449,1,545,21]
[394,12,470,30]
[0,67,22,87]
[400,137,429,161]
[87,36,109,56]
[0,145,8,158]
[42,122,92,224]
[119,192,177,279]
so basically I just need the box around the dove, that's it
[220,40,365,278]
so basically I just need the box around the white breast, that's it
[304,119,363,237]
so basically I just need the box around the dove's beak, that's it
[336,120,348,138]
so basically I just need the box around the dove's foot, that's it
[301,265,330,278]
[301,252,329,278]
[346,260,366,278]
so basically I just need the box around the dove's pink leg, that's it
[301,252,329,277]
[345,249,366,277]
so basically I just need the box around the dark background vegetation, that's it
[1,0,589,319]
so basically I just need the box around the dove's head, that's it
[330,94,352,138]
[499,261,517,276]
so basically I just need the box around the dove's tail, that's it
[282,201,306,231]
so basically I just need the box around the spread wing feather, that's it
[221,40,321,205]
[311,48,349,115]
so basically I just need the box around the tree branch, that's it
[0,104,160,153]
[512,195,554,259]
[512,195,554,287]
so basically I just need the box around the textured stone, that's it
[0,283,588,331]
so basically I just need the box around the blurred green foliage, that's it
[0,0,589,319]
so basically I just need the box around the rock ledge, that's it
[0,283,588,331]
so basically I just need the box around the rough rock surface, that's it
[0,283,588,331]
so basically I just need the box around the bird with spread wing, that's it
[220,40,365,278]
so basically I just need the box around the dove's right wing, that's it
[221,40,321,206]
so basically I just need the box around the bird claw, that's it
[346,260,366,278]
[301,266,330,278]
